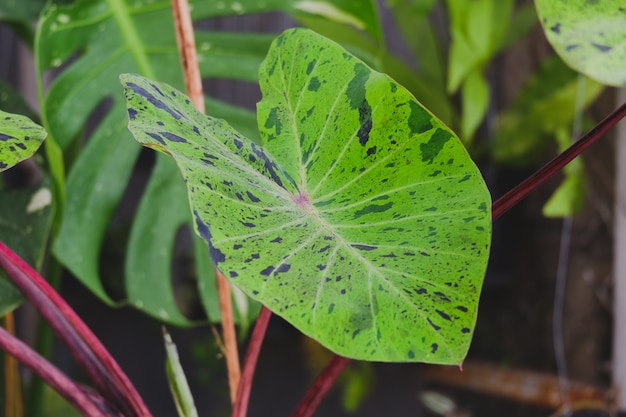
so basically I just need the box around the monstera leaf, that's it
[535,0,626,86]
[122,29,491,364]
[37,0,380,326]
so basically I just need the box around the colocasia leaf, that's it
[122,29,492,364]
[536,0,626,87]
[0,110,46,172]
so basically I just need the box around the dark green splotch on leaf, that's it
[408,101,433,134]
[264,107,283,140]
[123,29,491,365]
[420,129,452,164]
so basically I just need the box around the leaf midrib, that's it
[107,0,156,79]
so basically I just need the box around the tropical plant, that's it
[0,0,625,415]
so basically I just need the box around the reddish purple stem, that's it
[0,241,151,417]
[290,355,351,417]
[232,306,272,417]
[492,101,626,220]
[0,326,112,416]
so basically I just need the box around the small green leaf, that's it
[163,328,198,417]
[460,69,489,143]
[446,0,515,93]
[543,127,586,217]
[535,0,626,86]
[0,110,46,172]
[122,29,491,364]
[543,173,585,217]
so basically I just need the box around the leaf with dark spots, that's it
[123,28,491,364]
[127,108,138,120]
[0,110,46,174]
[536,0,626,86]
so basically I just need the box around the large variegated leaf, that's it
[535,0,626,86]
[122,29,491,364]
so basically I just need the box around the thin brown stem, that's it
[216,270,242,403]
[0,326,110,417]
[232,306,272,417]
[492,101,626,220]
[0,241,151,416]
[170,0,204,114]
[290,355,351,417]
[3,313,23,417]
[170,0,241,404]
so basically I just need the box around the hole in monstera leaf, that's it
[97,149,156,301]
